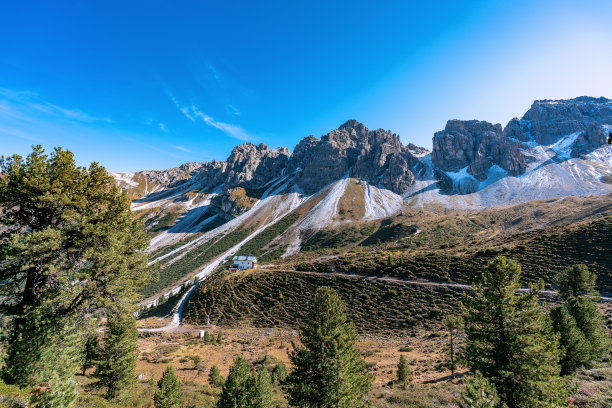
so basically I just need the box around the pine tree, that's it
[460,371,503,408]
[553,264,597,299]
[154,366,182,408]
[286,286,373,408]
[396,355,411,389]
[564,296,609,365]
[0,146,151,393]
[444,315,462,379]
[462,256,573,408]
[551,266,610,372]
[217,331,224,344]
[209,365,224,388]
[93,312,139,399]
[217,357,252,408]
[246,369,274,408]
[550,305,591,374]
[81,333,99,376]
[26,313,81,408]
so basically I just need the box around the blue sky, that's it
[2,0,612,172]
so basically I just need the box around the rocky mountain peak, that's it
[517,96,612,145]
[432,119,526,182]
[288,121,419,195]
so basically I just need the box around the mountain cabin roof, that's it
[233,255,257,262]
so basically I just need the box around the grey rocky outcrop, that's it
[505,97,612,152]
[432,120,527,181]
[212,143,290,190]
[288,120,422,194]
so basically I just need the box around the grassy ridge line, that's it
[293,216,612,292]
[183,270,464,334]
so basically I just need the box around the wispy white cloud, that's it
[173,145,191,152]
[0,88,112,124]
[159,123,167,132]
[190,105,253,142]
[226,104,241,116]
[167,91,195,121]
[166,90,254,142]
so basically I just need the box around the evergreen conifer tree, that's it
[563,296,609,365]
[217,357,252,408]
[286,286,373,408]
[396,355,411,389]
[551,266,610,372]
[246,369,274,408]
[462,257,573,408]
[0,146,151,396]
[460,371,503,408]
[209,365,224,388]
[154,366,182,408]
[553,264,597,299]
[444,315,462,379]
[550,304,591,374]
[93,312,139,399]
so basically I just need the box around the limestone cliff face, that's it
[288,120,422,194]
[505,97,612,153]
[432,120,527,181]
[114,96,612,218]
[518,97,612,146]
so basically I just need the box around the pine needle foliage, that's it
[286,286,373,408]
[154,366,182,408]
[209,365,224,388]
[553,264,598,299]
[551,265,610,374]
[396,355,411,389]
[462,256,573,408]
[0,146,152,395]
[460,371,504,408]
[217,356,273,408]
[92,312,139,399]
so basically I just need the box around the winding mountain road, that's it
[138,268,611,332]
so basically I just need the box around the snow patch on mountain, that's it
[549,131,581,160]
[362,181,403,220]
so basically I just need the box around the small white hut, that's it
[230,255,258,271]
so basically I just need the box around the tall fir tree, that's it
[217,357,273,408]
[93,311,139,399]
[550,305,591,374]
[462,257,573,408]
[0,146,151,398]
[154,366,182,408]
[286,286,373,408]
[218,357,252,408]
[551,265,610,373]
[209,365,224,388]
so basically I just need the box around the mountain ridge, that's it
[113,97,612,305]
